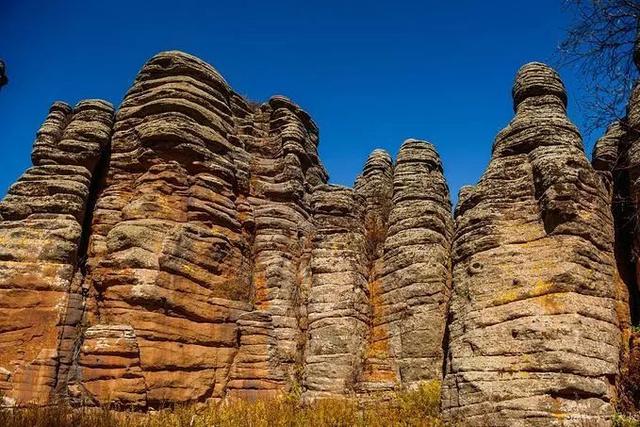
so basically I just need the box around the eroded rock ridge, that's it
[0,52,452,408]
[0,51,632,426]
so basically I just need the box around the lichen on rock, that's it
[442,62,624,426]
[0,52,632,427]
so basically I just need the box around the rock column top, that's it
[137,50,231,88]
[512,62,568,110]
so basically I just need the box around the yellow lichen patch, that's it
[550,398,567,420]
[500,222,545,244]
[493,288,520,306]
[208,225,239,243]
[536,292,565,314]
[493,280,555,306]
[249,176,264,196]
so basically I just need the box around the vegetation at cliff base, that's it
[0,381,443,427]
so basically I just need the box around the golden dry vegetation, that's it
[0,381,443,427]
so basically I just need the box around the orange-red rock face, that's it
[82,53,255,407]
[0,52,631,426]
[0,100,114,405]
[0,52,452,408]
[80,53,328,406]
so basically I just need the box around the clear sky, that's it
[0,0,595,204]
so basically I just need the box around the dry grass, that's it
[0,381,443,427]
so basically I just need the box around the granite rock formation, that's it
[442,63,626,426]
[0,50,634,426]
[355,142,453,393]
[592,44,640,318]
[0,100,114,405]
[303,184,369,398]
[0,51,452,409]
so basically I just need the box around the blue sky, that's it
[1,1,593,203]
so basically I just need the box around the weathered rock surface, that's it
[356,142,453,392]
[0,51,451,407]
[0,100,114,405]
[303,184,369,398]
[591,47,640,416]
[442,63,626,426]
[73,324,146,407]
[79,52,331,406]
[0,51,633,426]
[355,149,396,391]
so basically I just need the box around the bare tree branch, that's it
[0,60,7,90]
[558,0,640,134]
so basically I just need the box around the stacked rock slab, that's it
[592,122,635,316]
[82,52,255,406]
[74,325,146,407]
[377,140,452,386]
[355,149,396,390]
[79,51,331,406]
[356,142,453,391]
[591,44,640,413]
[624,59,640,298]
[591,35,640,308]
[226,95,326,399]
[0,100,114,404]
[303,184,369,398]
[0,46,458,406]
[442,63,625,426]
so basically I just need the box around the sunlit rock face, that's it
[0,51,451,407]
[0,100,114,405]
[0,51,630,426]
[442,63,626,426]
[79,52,328,407]
[354,142,453,393]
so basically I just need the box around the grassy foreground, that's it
[0,381,443,427]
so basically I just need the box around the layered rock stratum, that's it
[0,51,636,426]
[442,63,627,427]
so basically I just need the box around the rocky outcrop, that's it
[227,95,325,400]
[376,140,452,386]
[303,185,369,398]
[0,50,634,426]
[0,51,449,407]
[591,45,640,417]
[73,324,146,407]
[0,100,114,405]
[442,63,625,426]
[355,149,396,391]
[76,52,334,406]
[82,52,254,406]
[356,142,453,392]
